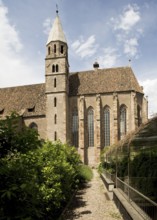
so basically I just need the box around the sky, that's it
[0,0,157,117]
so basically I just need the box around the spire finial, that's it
[128,59,131,67]
[56,4,59,14]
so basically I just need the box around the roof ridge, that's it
[0,83,45,90]
[70,66,132,75]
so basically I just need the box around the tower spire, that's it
[47,9,67,45]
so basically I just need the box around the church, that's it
[0,11,148,165]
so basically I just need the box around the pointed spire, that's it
[47,11,67,45]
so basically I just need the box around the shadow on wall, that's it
[69,73,80,96]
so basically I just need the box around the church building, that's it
[0,11,148,165]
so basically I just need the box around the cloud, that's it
[124,38,138,57]
[0,2,23,54]
[43,18,52,35]
[140,78,157,117]
[111,4,142,59]
[0,1,43,88]
[113,4,141,32]
[98,48,119,68]
[71,35,98,58]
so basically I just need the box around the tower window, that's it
[120,105,127,139]
[61,45,64,54]
[52,65,55,72]
[54,131,57,141]
[104,106,110,146]
[54,44,56,53]
[72,108,78,147]
[88,107,94,147]
[54,78,56,87]
[56,64,59,72]
[54,97,57,107]
[54,114,57,124]
[48,46,50,55]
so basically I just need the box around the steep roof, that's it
[47,14,67,45]
[69,67,143,96]
[0,84,46,118]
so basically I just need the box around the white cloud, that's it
[113,4,141,32]
[0,2,43,88]
[43,18,52,35]
[98,48,119,68]
[124,38,138,57]
[71,40,81,50]
[140,78,157,117]
[0,2,22,54]
[71,35,98,58]
[111,4,142,59]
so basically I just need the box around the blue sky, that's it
[0,0,157,116]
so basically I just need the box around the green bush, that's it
[0,114,82,219]
[77,164,93,184]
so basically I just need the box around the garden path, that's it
[63,169,123,220]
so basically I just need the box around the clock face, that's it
[46,64,50,68]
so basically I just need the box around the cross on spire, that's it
[56,4,59,14]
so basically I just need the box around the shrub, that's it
[0,114,82,219]
[77,164,93,184]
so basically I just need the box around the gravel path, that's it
[63,169,123,220]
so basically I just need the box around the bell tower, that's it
[45,10,69,142]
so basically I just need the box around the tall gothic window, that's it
[104,106,110,146]
[120,105,127,139]
[88,107,94,147]
[72,109,78,147]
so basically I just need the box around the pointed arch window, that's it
[54,97,57,107]
[54,44,56,53]
[88,108,94,147]
[120,105,127,139]
[52,65,55,72]
[72,109,78,147]
[54,78,56,87]
[29,122,38,131]
[104,106,110,146]
[56,64,59,72]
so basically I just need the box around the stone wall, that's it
[69,91,146,165]
[24,116,46,139]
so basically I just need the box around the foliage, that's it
[0,114,82,219]
[77,164,93,183]
[0,112,41,158]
